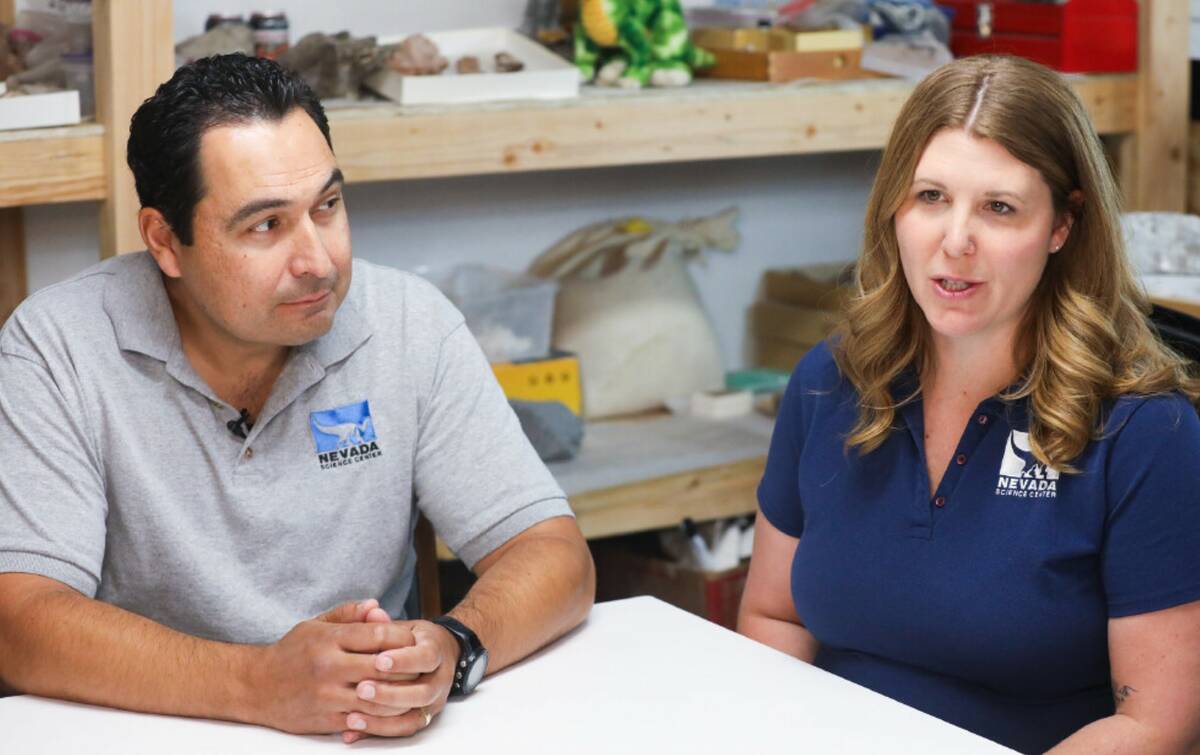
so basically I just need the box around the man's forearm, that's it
[0,574,257,722]
[449,519,595,674]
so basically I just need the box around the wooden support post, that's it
[1111,133,1140,211]
[1131,0,1189,211]
[0,209,25,325]
[93,0,174,258]
[1,0,26,325]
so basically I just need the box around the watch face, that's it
[463,648,488,693]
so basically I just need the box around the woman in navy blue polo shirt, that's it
[739,55,1200,754]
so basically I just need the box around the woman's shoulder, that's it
[792,339,843,386]
[783,339,856,410]
[1104,391,1200,446]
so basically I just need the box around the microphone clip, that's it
[226,408,253,440]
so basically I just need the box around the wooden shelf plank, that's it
[569,456,764,539]
[0,125,105,208]
[329,74,1137,184]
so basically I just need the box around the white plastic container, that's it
[416,264,558,363]
[0,89,81,130]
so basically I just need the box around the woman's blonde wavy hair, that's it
[833,54,1200,472]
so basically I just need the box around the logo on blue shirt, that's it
[996,430,1058,498]
[309,400,382,470]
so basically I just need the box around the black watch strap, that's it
[430,616,488,698]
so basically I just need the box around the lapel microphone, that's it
[226,408,253,440]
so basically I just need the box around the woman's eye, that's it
[988,201,1014,215]
[250,218,277,234]
[918,190,942,202]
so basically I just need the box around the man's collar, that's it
[103,251,179,362]
[104,251,373,368]
[301,282,373,368]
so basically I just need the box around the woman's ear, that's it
[1050,190,1084,254]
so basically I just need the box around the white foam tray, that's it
[366,27,579,106]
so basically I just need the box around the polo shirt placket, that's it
[897,396,1005,539]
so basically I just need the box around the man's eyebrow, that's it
[225,168,345,232]
[321,168,345,194]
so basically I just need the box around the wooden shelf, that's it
[0,123,105,208]
[328,74,1138,184]
[436,412,773,560]
[0,73,1136,208]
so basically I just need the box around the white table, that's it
[0,597,1013,753]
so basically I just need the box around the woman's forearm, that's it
[1049,713,1194,755]
[738,612,820,663]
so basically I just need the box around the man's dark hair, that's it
[127,53,332,246]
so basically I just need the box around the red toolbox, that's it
[938,0,1137,73]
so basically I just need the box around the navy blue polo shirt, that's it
[759,341,1200,754]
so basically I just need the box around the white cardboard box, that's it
[0,89,82,131]
[366,28,579,106]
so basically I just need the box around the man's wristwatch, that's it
[430,616,488,698]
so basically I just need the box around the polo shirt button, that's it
[244,447,254,460]
[956,454,967,465]
[977,414,989,425]
[934,495,946,508]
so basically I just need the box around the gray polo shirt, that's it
[0,252,570,644]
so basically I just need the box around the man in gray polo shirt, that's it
[0,54,594,742]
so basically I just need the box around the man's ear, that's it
[139,207,185,278]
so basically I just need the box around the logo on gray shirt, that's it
[310,400,382,470]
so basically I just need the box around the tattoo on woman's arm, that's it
[1112,683,1137,708]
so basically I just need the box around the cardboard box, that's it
[752,265,851,371]
[703,47,868,82]
[593,542,749,630]
[755,336,819,373]
[0,90,82,131]
[752,300,840,345]
[763,264,855,310]
[693,26,866,54]
[366,27,579,106]
[693,26,878,82]
[491,351,582,416]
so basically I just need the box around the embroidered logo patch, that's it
[309,400,382,471]
[995,430,1058,498]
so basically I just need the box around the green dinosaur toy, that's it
[575,0,716,89]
